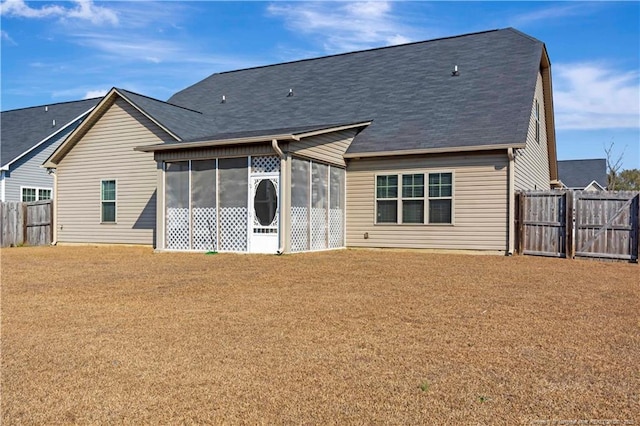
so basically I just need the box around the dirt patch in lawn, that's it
[1,246,638,424]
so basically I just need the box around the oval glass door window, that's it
[254,179,278,226]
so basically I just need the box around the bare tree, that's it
[604,141,625,190]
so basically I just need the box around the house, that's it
[1,98,100,202]
[44,28,558,254]
[557,159,607,191]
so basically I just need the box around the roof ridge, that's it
[116,88,203,115]
[1,97,101,114]
[212,28,503,77]
[504,27,544,45]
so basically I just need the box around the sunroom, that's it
[136,122,368,254]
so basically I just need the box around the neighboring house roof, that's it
[167,28,546,156]
[557,159,608,189]
[1,98,100,170]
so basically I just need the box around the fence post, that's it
[565,191,572,259]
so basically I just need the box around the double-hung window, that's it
[428,173,453,224]
[376,172,453,224]
[376,175,398,223]
[101,180,116,223]
[402,174,424,223]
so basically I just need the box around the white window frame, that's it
[374,174,399,224]
[20,186,53,202]
[427,171,454,225]
[100,179,117,224]
[374,171,455,225]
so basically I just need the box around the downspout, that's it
[507,148,515,255]
[272,139,286,255]
[50,168,58,245]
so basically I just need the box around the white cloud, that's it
[1,29,15,44]
[509,3,599,27]
[84,89,108,99]
[0,0,117,25]
[554,63,640,130]
[267,1,420,53]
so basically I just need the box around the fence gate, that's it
[0,200,53,247]
[573,191,639,261]
[518,191,568,257]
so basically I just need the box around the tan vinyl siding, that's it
[155,143,275,162]
[346,152,509,251]
[514,72,551,190]
[289,129,356,167]
[56,98,167,245]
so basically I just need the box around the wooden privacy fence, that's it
[516,190,640,262]
[0,200,53,248]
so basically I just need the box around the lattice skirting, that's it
[329,208,344,248]
[310,207,328,251]
[219,207,247,252]
[193,207,217,251]
[291,206,309,252]
[166,207,189,250]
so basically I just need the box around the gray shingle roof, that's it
[117,89,217,141]
[1,98,100,167]
[558,159,607,189]
[167,28,544,155]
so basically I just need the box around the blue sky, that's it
[1,1,639,170]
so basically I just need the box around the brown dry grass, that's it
[1,246,638,424]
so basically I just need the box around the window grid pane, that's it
[376,175,397,198]
[402,174,424,198]
[38,189,52,200]
[22,188,36,202]
[101,180,116,201]
[429,199,452,224]
[102,202,116,222]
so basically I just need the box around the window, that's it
[402,174,424,223]
[38,189,52,200]
[428,173,453,224]
[534,99,540,143]
[375,172,453,225]
[21,187,52,202]
[21,188,36,202]
[101,180,116,223]
[376,175,398,223]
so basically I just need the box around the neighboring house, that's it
[557,159,607,191]
[45,28,558,254]
[1,99,100,202]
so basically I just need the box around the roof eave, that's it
[135,121,372,153]
[344,143,525,159]
[135,133,299,152]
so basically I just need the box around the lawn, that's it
[1,246,638,424]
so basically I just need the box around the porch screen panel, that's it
[291,158,310,252]
[329,167,345,248]
[165,161,189,250]
[192,159,217,251]
[311,162,329,250]
[218,157,248,251]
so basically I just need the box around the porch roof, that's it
[135,121,371,153]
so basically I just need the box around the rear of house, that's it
[46,28,558,254]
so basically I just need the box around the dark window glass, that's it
[254,179,278,226]
[429,199,452,224]
[403,200,424,223]
[377,200,397,223]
